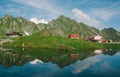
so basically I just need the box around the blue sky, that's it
[0,0,120,31]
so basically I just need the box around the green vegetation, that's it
[15,48,94,68]
[101,43,120,49]
[5,29,120,51]
[7,30,120,51]
[1,47,119,68]
[0,47,95,68]
[8,31,100,51]
[0,49,34,68]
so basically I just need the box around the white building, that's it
[94,35,103,40]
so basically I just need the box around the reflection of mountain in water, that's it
[13,48,120,68]
[103,49,119,56]
[18,48,94,68]
[0,48,35,68]
[0,48,120,68]
[23,48,118,67]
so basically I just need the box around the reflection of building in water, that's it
[69,54,79,59]
[94,48,107,54]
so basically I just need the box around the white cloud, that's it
[11,0,61,19]
[30,18,48,24]
[72,8,101,27]
[91,8,118,21]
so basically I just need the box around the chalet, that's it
[6,32,22,37]
[87,35,109,43]
[69,34,79,39]
[94,35,102,40]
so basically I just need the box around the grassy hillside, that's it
[9,31,101,51]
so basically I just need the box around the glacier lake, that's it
[0,48,120,77]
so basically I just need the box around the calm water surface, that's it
[0,48,120,77]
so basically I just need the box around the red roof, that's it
[69,34,79,37]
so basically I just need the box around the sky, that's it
[0,0,120,31]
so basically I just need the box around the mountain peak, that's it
[57,15,71,20]
[102,28,117,32]
[55,15,78,24]
[3,15,14,19]
[58,15,66,18]
[17,16,26,20]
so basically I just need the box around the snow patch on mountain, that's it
[24,31,30,36]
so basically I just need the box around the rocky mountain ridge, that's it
[0,15,120,41]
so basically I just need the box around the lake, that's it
[0,48,120,77]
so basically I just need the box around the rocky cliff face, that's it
[0,15,40,36]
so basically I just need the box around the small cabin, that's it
[6,32,22,37]
[69,34,79,39]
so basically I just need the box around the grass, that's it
[6,31,120,51]
[7,32,99,51]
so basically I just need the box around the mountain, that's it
[0,15,40,36]
[48,15,101,38]
[101,28,120,41]
[47,15,120,41]
[0,15,120,41]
